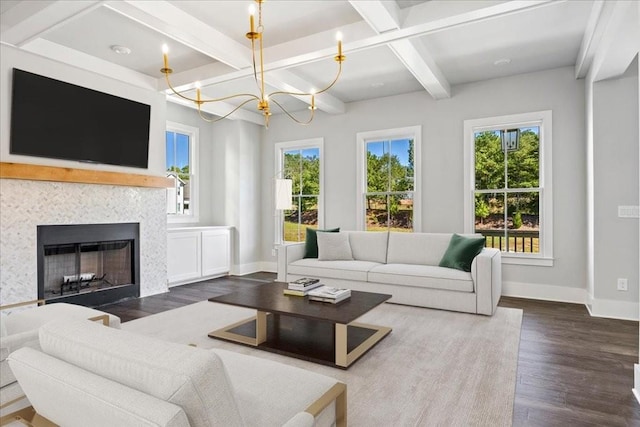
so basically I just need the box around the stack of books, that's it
[308,286,351,304]
[283,278,323,296]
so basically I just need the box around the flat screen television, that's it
[10,68,151,169]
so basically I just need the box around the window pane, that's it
[284,197,301,242]
[390,139,414,192]
[166,131,176,169]
[474,131,504,190]
[284,150,301,195]
[390,193,413,232]
[366,194,387,231]
[474,192,506,251]
[300,196,318,241]
[367,141,389,192]
[507,127,539,189]
[506,192,539,253]
[301,148,319,195]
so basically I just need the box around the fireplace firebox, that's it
[37,223,140,307]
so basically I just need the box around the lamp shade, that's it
[275,179,293,210]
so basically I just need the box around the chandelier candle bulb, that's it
[162,44,169,70]
[249,4,255,34]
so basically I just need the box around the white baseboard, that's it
[586,297,639,321]
[230,262,263,276]
[634,364,640,405]
[502,281,588,304]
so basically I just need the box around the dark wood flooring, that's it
[99,273,640,426]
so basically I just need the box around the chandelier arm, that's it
[164,73,260,104]
[270,98,314,125]
[200,93,261,103]
[267,61,343,100]
[196,98,257,123]
[164,73,198,103]
[312,60,343,96]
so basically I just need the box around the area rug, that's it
[123,302,522,426]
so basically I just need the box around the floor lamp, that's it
[275,178,293,211]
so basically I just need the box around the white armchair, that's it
[6,319,346,427]
[0,300,121,417]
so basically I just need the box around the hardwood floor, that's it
[100,273,640,426]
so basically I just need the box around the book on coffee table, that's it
[283,285,323,297]
[308,286,351,303]
[288,277,320,290]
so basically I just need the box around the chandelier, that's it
[160,0,346,127]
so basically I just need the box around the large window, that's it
[275,139,323,243]
[464,111,552,265]
[166,122,198,222]
[357,126,421,232]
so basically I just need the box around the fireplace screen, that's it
[42,240,133,300]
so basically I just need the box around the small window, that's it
[166,122,198,222]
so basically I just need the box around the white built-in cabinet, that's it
[167,227,231,286]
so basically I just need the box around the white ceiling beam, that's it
[349,0,451,99]
[588,0,640,83]
[0,0,102,47]
[575,1,606,79]
[106,0,345,116]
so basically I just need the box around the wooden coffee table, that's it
[208,282,392,368]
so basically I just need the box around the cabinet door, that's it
[167,231,201,285]
[201,229,230,277]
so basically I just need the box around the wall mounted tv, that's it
[10,68,151,169]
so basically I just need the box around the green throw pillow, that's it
[303,227,340,258]
[439,234,486,272]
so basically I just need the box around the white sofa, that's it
[7,319,346,427]
[278,231,502,315]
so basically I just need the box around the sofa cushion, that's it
[214,348,339,427]
[303,228,340,259]
[439,234,486,272]
[39,319,244,427]
[317,232,353,261]
[386,232,454,265]
[289,259,381,281]
[368,264,474,292]
[348,231,389,263]
[3,303,121,335]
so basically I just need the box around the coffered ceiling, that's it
[1,0,599,125]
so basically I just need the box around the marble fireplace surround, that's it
[0,163,170,305]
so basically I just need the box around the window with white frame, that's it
[464,111,553,265]
[356,126,421,232]
[275,139,324,243]
[166,122,198,222]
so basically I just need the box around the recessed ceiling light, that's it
[371,82,385,88]
[111,45,131,55]
[493,58,511,66]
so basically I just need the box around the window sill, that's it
[501,255,554,267]
[167,215,199,224]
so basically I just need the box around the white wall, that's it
[262,66,587,297]
[0,44,166,175]
[592,59,639,315]
[211,119,264,274]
